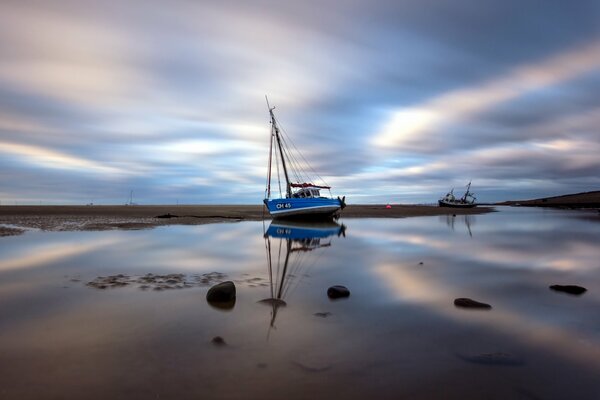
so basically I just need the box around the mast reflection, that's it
[442,214,475,237]
[260,220,346,336]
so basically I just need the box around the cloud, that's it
[372,41,600,151]
[0,141,133,175]
[0,0,598,203]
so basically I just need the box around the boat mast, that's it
[268,105,292,198]
[265,98,274,200]
[462,181,472,201]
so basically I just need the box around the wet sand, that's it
[0,204,493,235]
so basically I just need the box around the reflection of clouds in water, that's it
[0,236,119,272]
[374,261,600,370]
[362,208,600,370]
[1,209,600,397]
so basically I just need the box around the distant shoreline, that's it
[497,190,600,209]
[0,204,493,236]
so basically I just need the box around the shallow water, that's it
[1,207,599,399]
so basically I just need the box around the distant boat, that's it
[263,98,345,219]
[439,182,477,208]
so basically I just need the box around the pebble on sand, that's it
[454,298,492,309]
[549,284,587,295]
[327,285,350,299]
[207,281,236,302]
[211,336,226,346]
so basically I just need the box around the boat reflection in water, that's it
[441,214,475,237]
[260,220,346,335]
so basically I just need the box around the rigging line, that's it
[281,136,312,185]
[282,243,313,299]
[275,116,329,187]
[287,243,327,300]
[282,249,304,299]
[265,236,274,299]
[265,125,276,199]
[279,141,304,184]
[276,237,283,297]
[277,240,293,300]
[273,117,312,181]
[280,247,302,297]
[278,131,310,182]
[274,135,283,198]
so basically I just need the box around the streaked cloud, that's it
[373,41,600,151]
[0,0,598,203]
[0,141,131,175]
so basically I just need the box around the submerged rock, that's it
[86,274,132,289]
[207,281,236,302]
[550,284,587,295]
[314,312,332,318]
[211,336,226,346]
[454,298,492,309]
[458,352,524,366]
[258,298,287,307]
[327,285,350,299]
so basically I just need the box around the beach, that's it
[0,204,493,236]
[1,207,600,399]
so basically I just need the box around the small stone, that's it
[211,336,226,346]
[418,262,424,265]
[207,281,236,302]
[550,285,587,295]
[454,298,492,309]
[327,285,350,299]
[314,312,332,318]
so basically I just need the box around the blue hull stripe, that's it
[265,198,341,216]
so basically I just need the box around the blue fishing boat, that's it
[263,98,345,219]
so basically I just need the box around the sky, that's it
[0,0,599,205]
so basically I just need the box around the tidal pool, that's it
[1,207,599,399]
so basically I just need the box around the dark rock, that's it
[211,336,226,346]
[155,213,179,219]
[208,298,236,311]
[327,285,350,299]
[549,285,587,295]
[454,298,492,309]
[418,262,424,265]
[207,281,236,302]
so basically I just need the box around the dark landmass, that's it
[0,204,493,235]
[498,190,600,208]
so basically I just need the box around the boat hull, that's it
[264,198,342,218]
[438,200,477,208]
